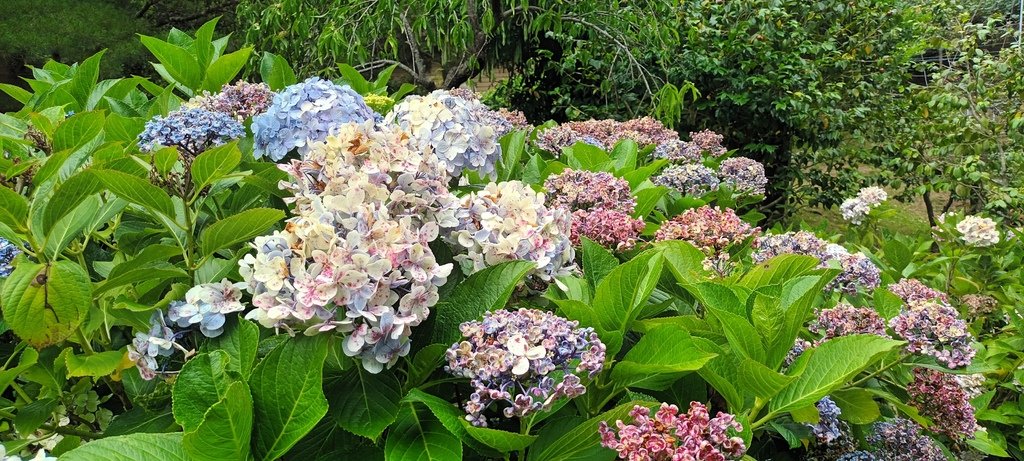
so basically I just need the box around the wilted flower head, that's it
[599,402,747,461]
[784,338,813,368]
[889,278,947,304]
[823,244,882,295]
[752,231,830,264]
[656,206,759,274]
[840,187,888,225]
[652,139,703,163]
[810,303,889,344]
[689,129,728,157]
[535,117,678,153]
[956,215,999,247]
[836,452,878,461]
[718,157,767,195]
[960,294,998,318]
[908,368,978,440]
[571,209,645,251]
[187,81,274,120]
[890,299,975,369]
[167,279,247,338]
[544,169,635,214]
[867,418,945,461]
[138,108,244,156]
[653,163,721,196]
[252,77,377,161]
[385,89,502,179]
[0,237,20,278]
[446,308,605,426]
[240,122,457,373]
[445,180,575,281]
[808,397,845,444]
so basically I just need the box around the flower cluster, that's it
[448,88,532,138]
[956,215,1000,247]
[867,419,946,461]
[362,94,396,113]
[823,244,882,295]
[252,77,377,161]
[571,209,646,251]
[688,129,728,157]
[752,231,830,264]
[544,169,643,250]
[653,163,721,196]
[535,117,678,153]
[0,447,56,461]
[445,308,605,426]
[783,338,813,368]
[718,157,767,195]
[656,206,759,273]
[137,108,244,156]
[907,368,978,440]
[240,122,457,372]
[839,187,887,224]
[808,397,844,444]
[836,452,877,461]
[890,299,975,368]
[960,294,998,317]
[187,81,274,120]
[652,139,703,163]
[598,402,747,461]
[888,278,947,304]
[126,312,182,380]
[166,279,246,338]
[0,237,20,277]
[810,303,888,343]
[385,90,502,179]
[445,180,575,280]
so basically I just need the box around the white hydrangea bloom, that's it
[839,186,888,224]
[956,215,1000,247]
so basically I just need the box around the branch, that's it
[442,0,495,88]
[400,8,427,81]
[136,0,164,18]
[155,0,239,27]
[355,59,435,90]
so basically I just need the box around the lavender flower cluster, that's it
[240,122,457,373]
[0,237,20,277]
[840,187,887,224]
[866,418,946,461]
[186,81,274,120]
[752,232,881,295]
[535,117,678,153]
[656,206,759,273]
[598,402,747,461]
[127,312,183,380]
[888,278,947,304]
[385,89,502,179]
[808,397,845,444]
[543,169,644,250]
[956,215,1000,247]
[448,88,533,138]
[651,129,728,162]
[444,180,575,281]
[810,303,888,344]
[166,279,247,338]
[252,77,377,161]
[890,299,975,369]
[137,108,244,156]
[718,157,768,195]
[445,308,605,426]
[653,163,721,196]
[908,368,978,440]
[783,338,813,368]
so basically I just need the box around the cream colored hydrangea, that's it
[956,215,1000,247]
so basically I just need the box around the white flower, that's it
[957,215,1000,247]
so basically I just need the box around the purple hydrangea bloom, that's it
[867,418,945,461]
[0,237,20,278]
[138,108,244,156]
[718,157,767,195]
[784,338,813,368]
[810,303,889,344]
[544,169,635,214]
[166,279,246,338]
[653,163,721,196]
[188,81,274,120]
[252,77,377,161]
[890,299,975,368]
[126,312,179,380]
[753,232,880,295]
[808,397,844,444]
[652,139,703,163]
[836,452,877,461]
[888,278,948,304]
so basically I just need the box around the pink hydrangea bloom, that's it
[907,368,978,440]
[599,402,747,461]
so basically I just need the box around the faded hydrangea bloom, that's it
[167,279,247,338]
[689,129,728,157]
[571,209,645,251]
[823,244,882,295]
[535,117,678,153]
[0,237,20,278]
[956,215,1000,247]
[810,303,889,344]
[653,163,721,196]
[784,338,813,368]
[752,231,830,264]
[187,81,274,120]
[889,278,947,304]
[137,108,244,156]
[126,312,180,380]
[252,77,377,161]
[960,294,998,318]
[840,187,887,224]
[718,157,767,195]
[448,88,532,138]
[544,169,635,214]
[836,452,878,461]
[240,122,457,373]
[908,368,978,440]
[445,308,605,426]
[599,402,747,461]
[385,89,502,179]
[656,206,759,274]
[652,139,703,163]
[445,180,575,281]
[867,418,945,461]
[808,397,845,444]
[953,373,986,399]
[890,299,975,368]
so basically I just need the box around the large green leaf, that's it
[498,130,528,181]
[632,186,668,218]
[428,261,534,345]
[52,111,105,152]
[172,350,234,432]
[202,48,253,92]
[656,240,708,285]
[59,433,189,461]
[140,36,202,91]
[329,367,402,440]
[43,195,101,259]
[739,254,820,290]
[259,52,297,91]
[384,403,462,461]
[0,186,29,230]
[43,170,102,230]
[92,169,176,220]
[593,251,664,339]
[202,319,260,379]
[610,325,716,390]
[465,425,536,453]
[402,389,502,458]
[769,335,903,414]
[191,142,242,192]
[0,261,91,348]
[69,51,105,109]
[829,388,880,425]
[199,208,284,257]
[65,350,124,378]
[184,380,254,461]
[250,336,329,461]
[609,139,638,172]
[581,237,619,288]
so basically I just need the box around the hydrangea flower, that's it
[960,294,998,317]
[0,447,57,461]
[544,169,635,214]
[653,163,721,196]
[385,89,502,179]
[890,299,975,368]
[598,402,747,461]
[784,338,813,368]
[240,122,458,373]
[908,368,978,440]
[810,303,889,343]
[867,418,945,461]
[752,231,830,264]
[836,452,878,461]
[535,117,678,153]
[652,139,703,163]
[445,308,605,426]
[956,215,1000,247]
[252,77,377,161]
[167,279,246,338]
[126,312,180,380]
[138,108,244,156]
[448,88,532,138]
[718,157,767,195]
[571,209,645,251]
[445,180,575,281]
[655,206,759,274]
[187,81,274,120]
[808,397,844,444]
[954,373,987,399]
[823,244,882,295]
[889,278,948,304]
[839,187,888,224]
[688,129,728,157]
[362,94,396,113]
[0,237,20,278]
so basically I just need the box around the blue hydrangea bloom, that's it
[251,77,378,161]
[809,397,844,444]
[0,238,20,278]
[167,300,226,338]
[138,108,244,156]
[837,452,877,461]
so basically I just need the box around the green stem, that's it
[749,410,779,431]
[845,355,907,389]
[0,410,104,440]
[10,381,33,404]
[75,327,96,355]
